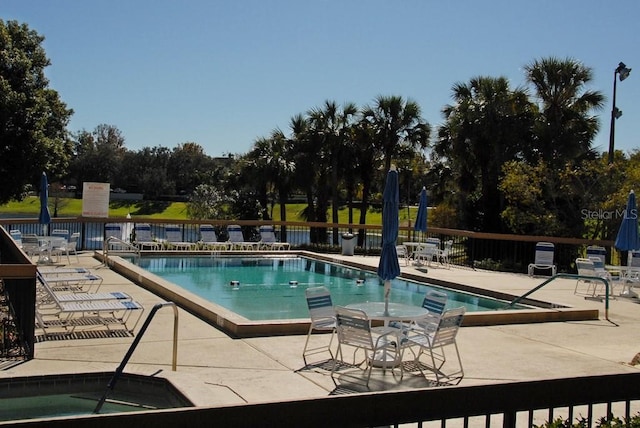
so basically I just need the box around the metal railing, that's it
[28,372,640,427]
[0,217,615,273]
[94,301,178,414]
[507,274,611,321]
[103,236,140,265]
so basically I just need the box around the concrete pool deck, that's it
[2,251,640,410]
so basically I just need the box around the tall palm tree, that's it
[307,100,358,244]
[361,95,430,173]
[244,131,295,224]
[524,57,605,237]
[434,76,535,232]
[524,57,604,166]
[352,118,382,246]
[288,113,326,243]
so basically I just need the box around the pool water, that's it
[135,256,525,320]
[0,393,149,421]
[0,372,193,422]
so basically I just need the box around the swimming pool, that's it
[107,252,596,337]
[133,255,527,320]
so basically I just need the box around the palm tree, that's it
[361,95,430,173]
[524,57,604,166]
[307,100,358,244]
[523,57,605,237]
[434,76,535,232]
[352,118,382,246]
[288,113,326,243]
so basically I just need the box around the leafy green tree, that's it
[187,184,229,220]
[244,130,295,238]
[70,124,126,187]
[0,20,73,203]
[168,142,215,195]
[125,146,174,198]
[500,160,561,235]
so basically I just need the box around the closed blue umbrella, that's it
[615,190,640,253]
[377,167,400,315]
[38,172,51,235]
[414,186,427,234]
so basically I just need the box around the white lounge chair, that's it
[36,272,131,305]
[259,225,290,250]
[199,224,230,251]
[134,223,160,250]
[35,272,143,336]
[39,269,103,293]
[527,242,557,276]
[302,286,336,365]
[403,306,466,385]
[227,225,259,250]
[164,224,196,250]
[332,306,404,388]
[586,245,606,264]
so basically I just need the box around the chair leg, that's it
[303,327,335,366]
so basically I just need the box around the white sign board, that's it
[82,182,110,217]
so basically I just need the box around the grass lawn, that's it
[0,197,419,225]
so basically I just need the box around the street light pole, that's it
[608,62,632,164]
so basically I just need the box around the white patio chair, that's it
[21,233,45,259]
[404,306,466,385]
[51,229,70,241]
[414,242,439,266]
[436,240,454,268]
[622,250,640,297]
[575,257,619,296]
[396,244,409,266]
[302,286,336,365]
[332,306,404,388]
[527,242,557,276]
[9,229,22,248]
[52,232,80,264]
[405,289,449,334]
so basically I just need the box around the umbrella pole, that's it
[384,280,390,315]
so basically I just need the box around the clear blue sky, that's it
[4,1,639,158]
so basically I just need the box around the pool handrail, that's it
[506,273,610,322]
[94,301,179,414]
[103,235,140,264]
